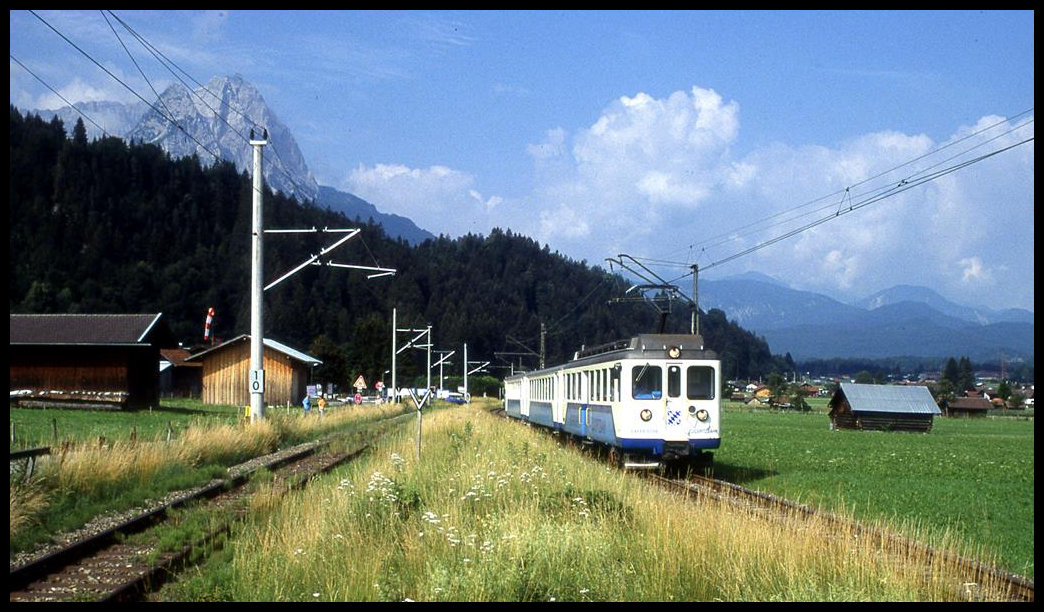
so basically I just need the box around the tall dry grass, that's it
[10,403,410,545]
[206,405,1009,601]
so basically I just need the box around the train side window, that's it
[668,365,681,398]
[632,364,662,400]
[610,366,620,401]
[687,366,715,400]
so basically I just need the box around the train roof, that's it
[572,333,716,364]
[506,333,718,380]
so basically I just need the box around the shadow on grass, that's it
[705,461,777,485]
[137,405,234,417]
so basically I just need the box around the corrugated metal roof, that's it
[10,313,173,346]
[186,334,322,366]
[838,382,941,415]
[263,337,323,367]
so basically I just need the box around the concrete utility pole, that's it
[691,263,699,337]
[249,130,267,423]
[539,322,546,369]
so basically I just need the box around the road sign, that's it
[353,375,367,390]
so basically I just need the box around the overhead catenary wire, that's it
[24,10,316,207]
[635,109,1035,274]
[25,10,229,165]
[9,53,112,138]
[102,9,315,204]
[662,132,1034,287]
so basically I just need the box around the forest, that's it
[9,106,794,390]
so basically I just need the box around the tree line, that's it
[10,107,796,390]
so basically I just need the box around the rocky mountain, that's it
[700,276,1034,361]
[40,99,148,141]
[31,75,319,202]
[26,75,435,244]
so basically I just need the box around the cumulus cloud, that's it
[343,163,494,236]
[340,85,1032,310]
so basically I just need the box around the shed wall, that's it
[200,342,310,407]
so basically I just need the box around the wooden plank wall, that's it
[200,342,307,407]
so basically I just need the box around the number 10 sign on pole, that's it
[250,369,265,394]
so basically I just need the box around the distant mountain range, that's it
[316,186,433,245]
[700,275,1034,361]
[24,75,432,245]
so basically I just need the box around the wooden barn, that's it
[828,382,941,432]
[10,313,177,410]
[186,335,322,407]
[945,396,992,417]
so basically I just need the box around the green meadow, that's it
[715,402,1034,581]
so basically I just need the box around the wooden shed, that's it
[186,335,321,407]
[159,348,203,398]
[945,397,992,418]
[10,313,177,409]
[828,382,941,432]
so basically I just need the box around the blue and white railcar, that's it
[504,333,721,467]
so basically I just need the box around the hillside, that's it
[8,106,788,387]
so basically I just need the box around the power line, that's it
[26,10,226,164]
[9,53,112,138]
[638,109,1035,272]
[100,10,182,140]
[102,10,315,203]
[25,10,316,205]
[662,132,1034,286]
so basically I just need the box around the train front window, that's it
[687,366,715,400]
[668,365,681,398]
[632,364,662,400]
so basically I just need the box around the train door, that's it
[664,363,687,440]
[578,370,590,438]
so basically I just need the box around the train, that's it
[503,333,721,469]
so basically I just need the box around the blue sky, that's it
[9,10,1035,311]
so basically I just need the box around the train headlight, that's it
[695,408,710,422]
[640,409,653,422]
[667,346,681,359]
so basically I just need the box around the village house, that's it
[945,396,992,417]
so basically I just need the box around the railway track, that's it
[10,411,416,602]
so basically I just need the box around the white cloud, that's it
[37,76,141,110]
[958,256,991,283]
[343,163,494,236]
[507,88,1032,310]
[344,86,1032,310]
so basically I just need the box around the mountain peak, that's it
[30,74,320,203]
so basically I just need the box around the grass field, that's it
[158,402,1020,602]
[11,396,1033,594]
[9,399,241,450]
[715,401,1034,581]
